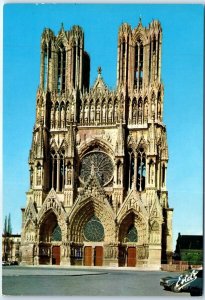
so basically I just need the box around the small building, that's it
[2,234,21,263]
[174,233,203,265]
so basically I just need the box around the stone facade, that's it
[20,19,173,268]
[2,234,21,263]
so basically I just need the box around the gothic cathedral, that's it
[20,19,173,268]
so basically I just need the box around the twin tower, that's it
[21,19,173,268]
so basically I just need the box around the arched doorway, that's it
[39,211,62,265]
[118,212,138,267]
[83,216,104,266]
[69,198,115,266]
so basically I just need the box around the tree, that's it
[3,214,12,261]
[3,214,12,236]
[4,216,7,235]
[8,213,12,236]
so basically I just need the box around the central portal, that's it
[84,246,103,266]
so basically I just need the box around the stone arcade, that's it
[20,19,173,268]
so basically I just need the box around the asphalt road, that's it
[2,266,189,296]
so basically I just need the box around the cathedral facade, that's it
[20,19,173,268]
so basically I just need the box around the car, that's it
[160,274,180,291]
[172,269,203,293]
[10,261,19,265]
[2,261,10,266]
[160,269,203,293]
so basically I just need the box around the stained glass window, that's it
[83,216,104,242]
[127,226,138,242]
[51,225,62,241]
[80,151,113,186]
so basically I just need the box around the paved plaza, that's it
[2,266,189,296]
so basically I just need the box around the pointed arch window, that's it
[122,38,126,82]
[127,225,138,242]
[77,38,81,58]
[149,41,152,82]
[122,39,126,57]
[73,38,80,88]
[128,150,135,189]
[153,35,157,54]
[57,51,61,93]
[50,150,57,190]
[50,149,65,192]
[59,150,65,191]
[62,49,66,91]
[51,224,62,241]
[44,45,48,90]
[137,147,146,191]
[57,44,66,94]
[30,166,34,187]
[134,40,143,88]
[73,46,76,87]
[48,41,52,59]
[116,160,122,185]
[157,33,160,77]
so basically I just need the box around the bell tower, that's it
[117,19,172,264]
[40,24,90,94]
[117,19,162,92]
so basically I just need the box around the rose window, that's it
[83,216,104,242]
[79,151,113,186]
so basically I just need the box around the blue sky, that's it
[3,4,204,249]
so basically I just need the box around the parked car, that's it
[10,261,19,265]
[160,274,180,291]
[160,269,203,293]
[2,261,10,266]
